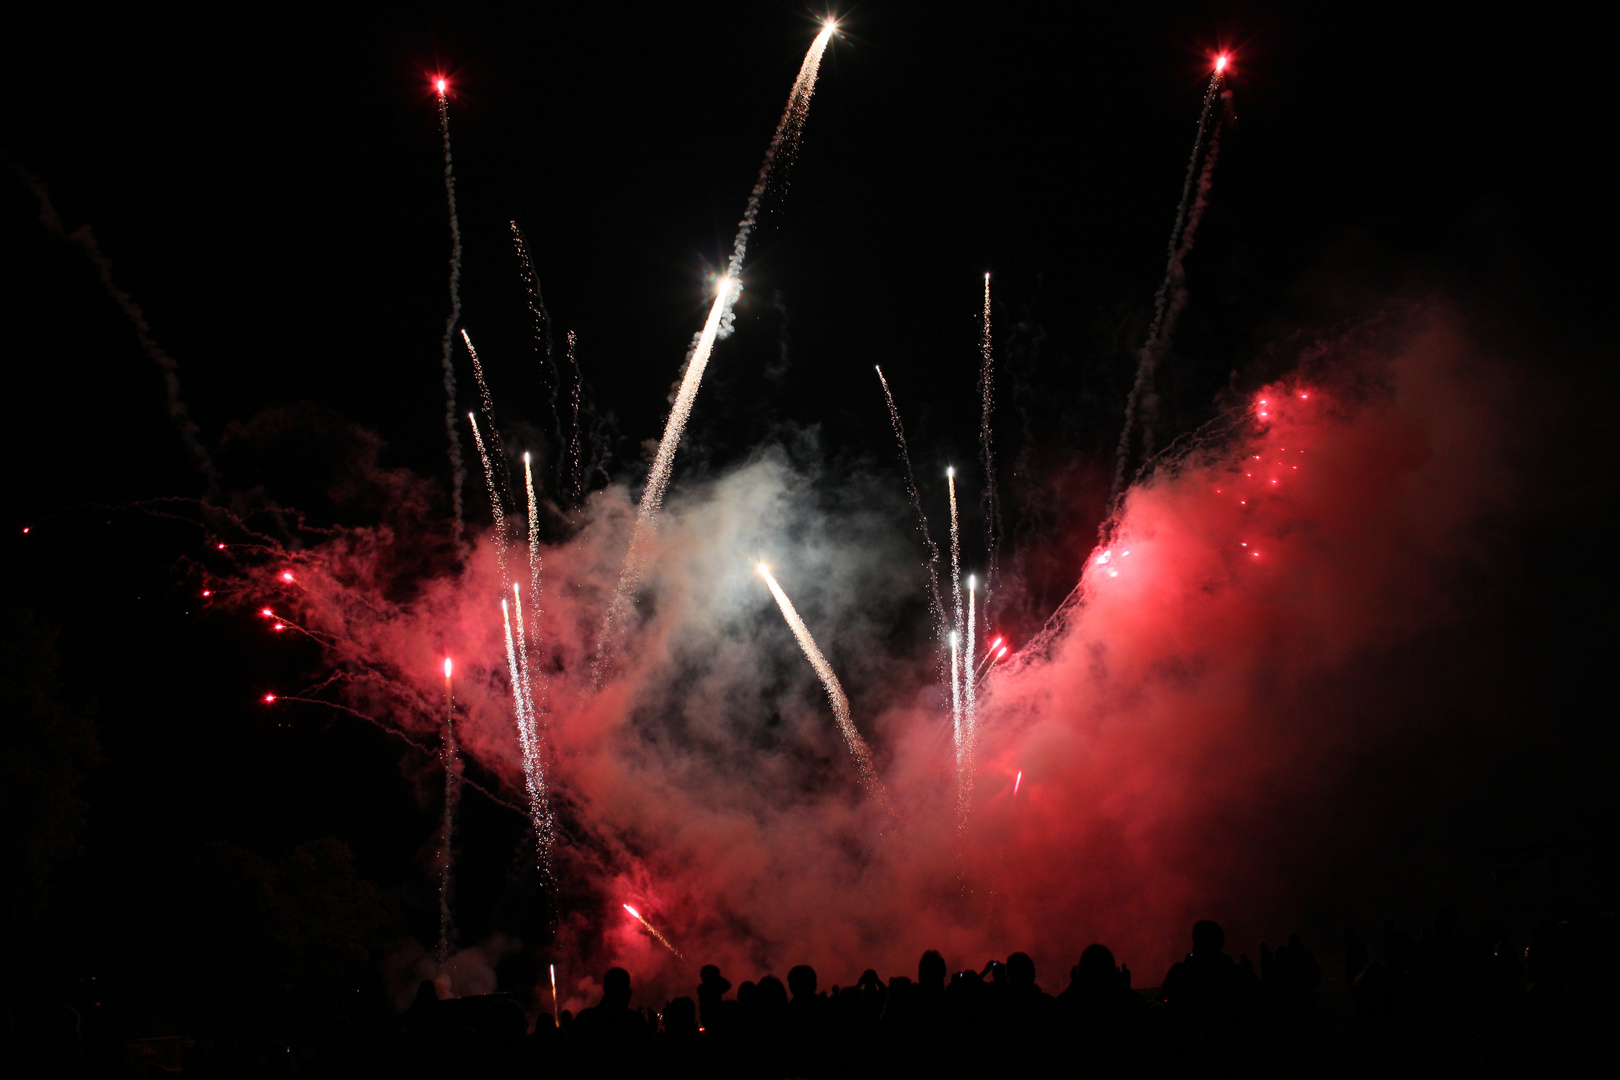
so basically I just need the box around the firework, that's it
[435,78,467,548]
[960,575,978,819]
[436,657,460,964]
[757,564,888,808]
[502,598,552,874]
[876,366,947,660]
[523,453,542,600]
[462,329,497,431]
[509,221,566,475]
[947,468,965,754]
[566,331,583,502]
[624,903,685,960]
[1111,59,1227,502]
[602,25,836,662]
[978,273,1000,626]
[550,963,560,1026]
[467,413,510,587]
[1014,770,1022,795]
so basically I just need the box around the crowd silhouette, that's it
[14,907,1617,1077]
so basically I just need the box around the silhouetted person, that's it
[1159,920,1261,1076]
[571,967,650,1075]
[1056,944,1147,1077]
[697,964,733,1034]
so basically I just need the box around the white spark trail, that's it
[523,453,543,601]
[502,596,553,876]
[599,26,836,669]
[467,413,510,588]
[438,89,467,549]
[947,468,965,765]
[960,576,978,823]
[757,564,889,810]
[875,366,947,654]
[978,274,1001,626]
[566,331,583,503]
[436,661,460,964]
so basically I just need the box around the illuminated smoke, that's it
[624,903,685,960]
[875,365,947,662]
[600,25,836,662]
[757,563,888,809]
[437,84,467,549]
[1112,66,1226,502]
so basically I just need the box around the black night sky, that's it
[3,0,1617,1060]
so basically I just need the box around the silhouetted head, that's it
[919,950,947,988]
[1077,944,1116,987]
[1007,952,1036,988]
[756,975,788,1011]
[787,965,817,1000]
[602,967,631,1008]
[663,996,697,1035]
[699,965,731,994]
[1192,920,1226,957]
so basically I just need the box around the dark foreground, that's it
[13,911,1617,1078]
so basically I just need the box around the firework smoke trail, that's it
[623,904,685,960]
[501,598,552,874]
[467,413,511,587]
[875,366,947,661]
[600,24,836,666]
[17,170,221,498]
[436,657,459,965]
[510,221,567,480]
[978,274,1001,627]
[756,564,889,809]
[566,331,583,502]
[436,81,468,550]
[1110,65,1225,504]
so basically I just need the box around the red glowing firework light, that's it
[263,693,276,704]
[433,76,448,97]
[444,657,453,679]
[1215,53,1229,74]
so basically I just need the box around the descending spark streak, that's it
[947,468,965,759]
[875,366,946,654]
[624,904,685,960]
[437,84,467,549]
[523,454,542,601]
[757,564,889,808]
[566,331,583,503]
[509,222,565,470]
[502,599,551,874]
[549,963,560,1026]
[462,329,497,431]
[960,576,977,820]
[600,26,835,665]
[436,658,459,965]
[978,274,1001,627]
[1111,65,1226,504]
[467,413,510,587]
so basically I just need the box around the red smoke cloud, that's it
[242,306,1515,1001]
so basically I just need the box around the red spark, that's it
[201,590,212,598]
[623,903,641,920]
[997,646,1008,659]
[434,76,448,97]
[1215,53,1229,74]
[21,527,30,534]
[281,571,294,582]
[1014,770,1023,795]
[263,693,276,704]
[260,608,274,617]
[444,657,454,679]
[216,543,226,550]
